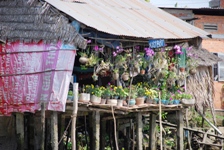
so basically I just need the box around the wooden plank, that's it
[40,103,45,150]
[136,112,143,150]
[71,83,79,150]
[59,114,65,150]
[149,113,156,150]
[177,110,184,150]
[16,113,25,150]
[51,111,58,150]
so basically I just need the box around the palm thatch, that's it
[0,0,87,49]
[188,48,222,66]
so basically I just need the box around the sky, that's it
[150,0,211,8]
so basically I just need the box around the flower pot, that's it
[92,74,98,81]
[172,99,180,105]
[189,68,197,75]
[78,93,90,102]
[153,98,159,104]
[135,97,145,106]
[79,56,89,64]
[90,95,101,104]
[179,67,185,72]
[107,99,117,106]
[161,99,169,105]
[140,69,145,75]
[128,99,136,106]
[112,72,119,80]
[146,98,153,104]
[117,99,123,107]
[181,99,195,106]
[67,95,73,101]
[100,98,107,104]
[122,73,129,81]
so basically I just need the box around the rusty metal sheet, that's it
[46,0,210,39]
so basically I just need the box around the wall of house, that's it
[194,14,224,34]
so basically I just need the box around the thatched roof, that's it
[189,48,222,66]
[0,0,87,49]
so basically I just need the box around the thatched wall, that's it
[186,66,215,120]
[0,0,87,49]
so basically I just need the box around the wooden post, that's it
[177,110,184,150]
[136,112,143,150]
[149,113,157,150]
[51,111,58,150]
[59,115,65,150]
[16,113,25,150]
[92,111,100,150]
[100,120,106,150]
[41,103,45,150]
[72,83,79,150]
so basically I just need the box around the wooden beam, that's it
[149,113,156,150]
[16,113,25,150]
[177,110,184,150]
[92,111,100,150]
[71,83,79,150]
[51,111,58,150]
[136,112,143,150]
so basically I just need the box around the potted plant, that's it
[90,85,103,104]
[136,85,146,106]
[121,72,129,81]
[145,88,158,104]
[161,89,169,105]
[181,93,195,106]
[78,85,91,103]
[78,52,89,64]
[112,68,119,80]
[115,86,128,107]
[106,85,117,106]
[128,85,137,106]
[67,90,74,101]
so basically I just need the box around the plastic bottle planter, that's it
[135,97,145,106]
[128,99,136,106]
[90,95,101,104]
[112,72,119,80]
[181,99,195,106]
[78,93,90,103]
[79,56,89,64]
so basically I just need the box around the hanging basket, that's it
[181,99,195,106]
[112,72,119,80]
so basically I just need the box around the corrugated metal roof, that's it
[45,0,210,39]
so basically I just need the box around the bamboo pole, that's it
[159,92,163,150]
[71,83,79,150]
[136,112,143,150]
[41,102,45,150]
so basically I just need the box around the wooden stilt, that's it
[100,120,106,150]
[41,103,45,150]
[149,113,157,150]
[71,83,79,150]
[177,110,184,150]
[51,111,58,150]
[16,113,25,150]
[136,112,143,150]
[92,111,100,150]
